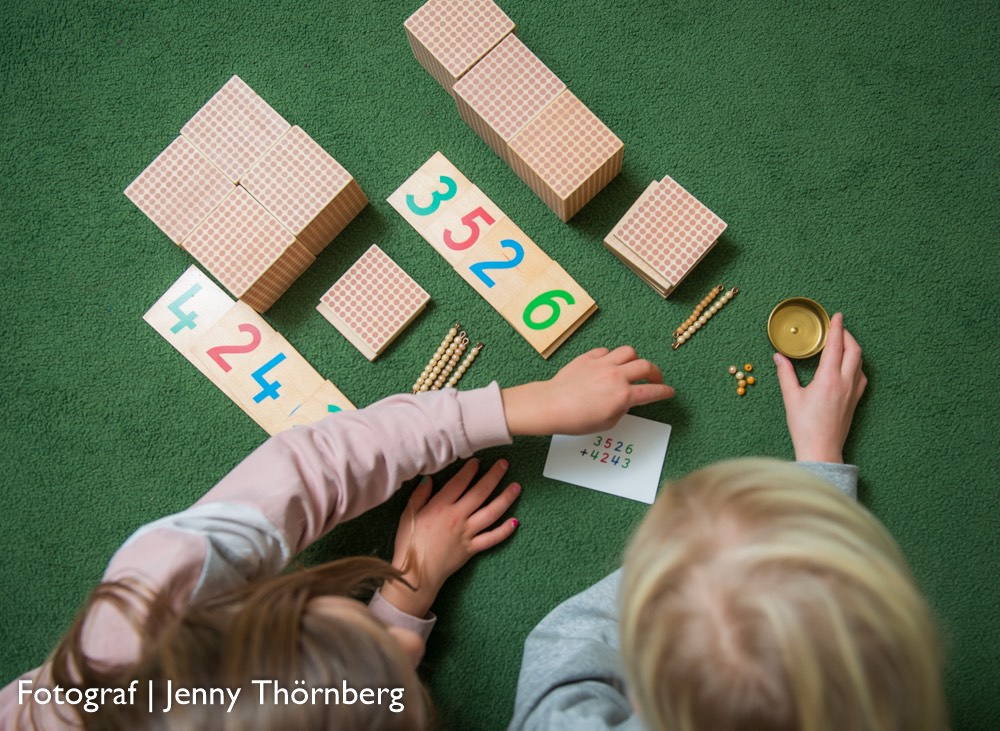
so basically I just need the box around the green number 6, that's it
[522,289,575,330]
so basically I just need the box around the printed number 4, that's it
[167,283,202,334]
[406,175,457,216]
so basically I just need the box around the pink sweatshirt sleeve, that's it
[195,383,512,555]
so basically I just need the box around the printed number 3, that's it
[406,175,457,216]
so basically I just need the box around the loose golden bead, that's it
[737,387,746,396]
[747,376,756,385]
[738,379,747,388]
[736,371,744,380]
[744,363,753,372]
[728,365,737,375]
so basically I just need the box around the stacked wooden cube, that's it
[405,0,623,222]
[604,176,727,298]
[125,76,367,312]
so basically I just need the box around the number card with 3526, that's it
[387,151,597,358]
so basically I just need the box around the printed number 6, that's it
[522,289,576,331]
[406,175,458,216]
[444,207,495,250]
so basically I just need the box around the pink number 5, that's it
[443,207,496,250]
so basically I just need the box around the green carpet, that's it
[2,0,998,728]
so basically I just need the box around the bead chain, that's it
[432,335,469,390]
[672,287,739,350]
[673,284,724,337]
[412,322,460,393]
[445,342,484,388]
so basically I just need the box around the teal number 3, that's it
[406,175,458,216]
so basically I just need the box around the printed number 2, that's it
[470,239,524,287]
[406,175,457,216]
[206,324,262,372]
[167,283,202,334]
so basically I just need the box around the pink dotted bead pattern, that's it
[241,126,364,254]
[613,176,727,288]
[184,186,298,298]
[124,136,234,244]
[454,34,565,143]
[241,242,315,313]
[508,90,623,202]
[181,76,290,183]
[320,245,430,355]
[405,0,515,81]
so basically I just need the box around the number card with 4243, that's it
[387,151,597,358]
[543,414,672,504]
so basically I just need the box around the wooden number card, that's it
[145,267,356,436]
[387,151,596,358]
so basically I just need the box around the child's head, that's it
[620,458,945,731]
[49,557,432,730]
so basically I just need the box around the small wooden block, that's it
[386,151,477,238]
[276,380,358,433]
[611,176,727,296]
[241,126,367,256]
[604,232,670,297]
[183,186,314,312]
[180,75,290,183]
[124,136,235,245]
[421,190,506,267]
[453,34,566,164]
[404,0,516,94]
[508,89,623,221]
[144,265,236,381]
[189,302,325,434]
[316,245,431,361]
[500,261,597,358]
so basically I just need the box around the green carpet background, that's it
[2,0,998,728]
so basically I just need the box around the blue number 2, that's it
[469,239,525,287]
[251,353,287,403]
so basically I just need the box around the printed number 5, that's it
[444,207,495,250]
[406,175,457,216]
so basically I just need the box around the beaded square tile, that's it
[453,34,566,143]
[124,136,234,244]
[405,0,515,83]
[183,185,299,299]
[612,176,727,290]
[507,90,623,202]
[181,76,290,183]
[317,245,430,360]
[241,126,364,254]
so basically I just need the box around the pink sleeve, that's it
[195,383,512,555]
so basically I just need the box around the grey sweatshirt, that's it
[508,462,859,731]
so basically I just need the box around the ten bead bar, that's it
[672,287,739,350]
[445,342,484,388]
[413,323,460,393]
[432,336,469,390]
[674,284,724,338]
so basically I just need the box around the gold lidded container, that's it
[767,298,830,358]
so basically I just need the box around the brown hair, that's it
[45,557,433,730]
[620,458,947,731]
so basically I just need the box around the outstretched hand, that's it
[774,312,868,463]
[501,346,675,436]
[379,459,520,619]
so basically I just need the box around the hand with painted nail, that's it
[501,346,676,437]
[774,312,868,463]
[379,458,521,618]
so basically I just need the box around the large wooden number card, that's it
[388,151,596,358]
[145,266,356,435]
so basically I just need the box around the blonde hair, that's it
[620,458,946,731]
[47,557,433,730]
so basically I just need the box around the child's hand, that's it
[774,312,868,463]
[501,346,675,436]
[379,459,520,619]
